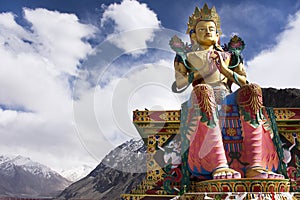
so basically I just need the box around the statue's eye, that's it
[197,27,216,32]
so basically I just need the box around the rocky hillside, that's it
[0,155,71,198]
[57,87,300,200]
[57,139,146,200]
[262,87,300,107]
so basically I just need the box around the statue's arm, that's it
[174,61,189,89]
[215,52,247,87]
[174,59,203,89]
[233,62,247,84]
[221,62,247,86]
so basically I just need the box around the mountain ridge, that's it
[0,155,71,198]
[262,87,300,107]
[60,164,94,182]
[57,139,146,199]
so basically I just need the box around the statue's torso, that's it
[187,50,231,87]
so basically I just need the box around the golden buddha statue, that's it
[171,3,284,180]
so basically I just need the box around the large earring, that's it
[216,32,220,45]
[190,31,199,51]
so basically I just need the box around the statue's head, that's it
[187,3,221,47]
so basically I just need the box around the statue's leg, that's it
[237,84,284,179]
[187,84,241,179]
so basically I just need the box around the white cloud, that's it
[0,9,97,172]
[246,11,300,88]
[69,27,192,167]
[72,58,188,170]
[0,109,18,127]
[101,0,161,56]
[0,5,184,174]
[24,8,96,76]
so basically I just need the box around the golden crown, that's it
[186,3,222,35]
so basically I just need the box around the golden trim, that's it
[274,109,296,120]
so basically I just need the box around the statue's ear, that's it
[190,32,197,45]
[190,32,200,51]
[216,33,220,45]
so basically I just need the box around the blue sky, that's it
[1,0,300,59]
[0,0,299,174]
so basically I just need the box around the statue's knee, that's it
[191,84,216,110]
[192,84,214,102]
[247,83,262,92]
[237,83,263,108]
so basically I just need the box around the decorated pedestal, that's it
[121,108,300,200]
[189,178,290,193]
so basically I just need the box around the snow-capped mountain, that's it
[0,155,71,198]
[0,155,58,179]
[100,138,146,173]
[60,164,94,182]
[58,138,146,200]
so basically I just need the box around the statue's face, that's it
[195,20,219,46]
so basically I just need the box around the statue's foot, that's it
[212,168,241,179]
[246,167,285,179]
[267,171,285,179]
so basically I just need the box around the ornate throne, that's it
[121,107,300,200]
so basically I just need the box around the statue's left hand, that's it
[212,50,248,86]
[211,51,228,75]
